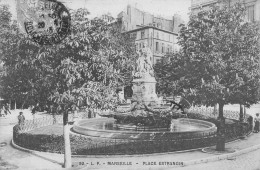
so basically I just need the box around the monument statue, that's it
[134,42,154,79]
[98,42,188,127]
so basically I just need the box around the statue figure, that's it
[134,42,154,78]
[134,50,146,78]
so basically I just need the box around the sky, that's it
[0,0,191,22]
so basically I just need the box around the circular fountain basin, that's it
[73,118,217,140]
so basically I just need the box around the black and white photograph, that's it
[0,0,260,169]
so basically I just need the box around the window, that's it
[136,43,138,50]
[169,34,170,41]
[247,5,254,22]
[131,32,136,39]
[157,31,159,39]
[162,43,164,53]
[161,32,164,40]
[141,31,145,39]
[156,42,159,51]
[140,43,142,49]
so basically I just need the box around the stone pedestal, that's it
[132,76,159,106]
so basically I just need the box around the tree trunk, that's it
[14,100,16,110]
[239,104,244,122]
[63,110,72,168]
[216,102,225,151]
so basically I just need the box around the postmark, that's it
[17,0,71,45]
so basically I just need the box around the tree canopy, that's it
[0,6,136,110]
[155,3,260,107]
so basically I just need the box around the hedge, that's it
[13,112,252,155]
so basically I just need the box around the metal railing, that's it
[188,106,240,120]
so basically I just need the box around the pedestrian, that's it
[254,113,260,133]
[18,112,25,127]
[2,104,7,116]
[0,104,5,117]
[56,105,62,115]
[4,103,11,114]
[88,109,92,119]
[31,103,39,115]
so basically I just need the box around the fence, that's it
[188,106,240,120]
[16,112,87,133]
[18,116,55,133]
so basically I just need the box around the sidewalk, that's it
[0,109,63,170]
[1,109,260,170]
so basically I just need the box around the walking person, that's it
[4,103,11,115]
[18,112,25,129]
[0,104,5,117]
[254,113,260,133]
[31,103,39,115]
[88,109,92,119]
[2,104,7,116]
[31,103,39,121]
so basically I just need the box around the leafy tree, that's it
[0,5,34,108]
[0,7,136,167]
[155,3,260,151]
[155,53,187,97]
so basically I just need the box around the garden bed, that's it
[13,113,252,155]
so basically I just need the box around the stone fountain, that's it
[111,42,184,128]
[73,44,217,140]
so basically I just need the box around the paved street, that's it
[170,149,260,170]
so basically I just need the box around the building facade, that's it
[127,26,178,64]
[190,0,260,23]
[117,5,184,64]
[190,0,260,46]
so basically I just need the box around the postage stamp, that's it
[17,0,71,45]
